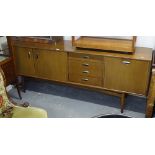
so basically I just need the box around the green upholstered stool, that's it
[0,67,48,118]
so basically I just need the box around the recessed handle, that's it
[82,63,89,66]
[35,54,39,60]
[122,60,131,64]
[82,71,89,74]
[81,78,89,81]
[83,55,90,59]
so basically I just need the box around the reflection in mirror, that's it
[0,36,10,56]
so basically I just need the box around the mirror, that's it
[72,36,137,53]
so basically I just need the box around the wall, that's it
[64,36,155,49]
[136,36,155,49]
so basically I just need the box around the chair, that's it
[0,58,22,99]
[146,69,155,118]
[0,67,48,118]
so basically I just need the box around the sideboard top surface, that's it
[13,40,153,61]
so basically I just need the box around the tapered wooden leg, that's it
[15,77,22,100]
[120,93,125,113]
[21,76,26,93]
[101,90,126,113]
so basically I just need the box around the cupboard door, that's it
[104,57,151,95]
[13,47,35,76]
[34,49,67,82]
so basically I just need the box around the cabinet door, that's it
[104,57,151,95]
[34,49,67,82]
[13,47,35,76]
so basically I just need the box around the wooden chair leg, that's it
[120,93,125,113]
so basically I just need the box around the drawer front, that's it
[69,74,102,86]
[69,58,102,78]
[69,52,102,61]
[104,57,151,95]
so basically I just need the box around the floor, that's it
[8,78,147,118]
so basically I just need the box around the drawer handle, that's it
[122,60,131,64]
[82,71,89,74]
[82,63,89,66]
[81,78,88,81]
[28,52,31,59]
[83,55,90,59]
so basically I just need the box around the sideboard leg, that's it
[15,82,22,100]
[12,77,22,100]
[120,93,125,113]
[21,76,26,93]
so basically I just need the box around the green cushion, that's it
[12,106,48,118]
[0,70,12,115]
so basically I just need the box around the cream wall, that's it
[136,37,155,49]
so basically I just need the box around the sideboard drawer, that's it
[69,74,102,86]
[69,59,102,78]
[69,52,102,61]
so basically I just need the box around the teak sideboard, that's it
[11,39,153,113]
